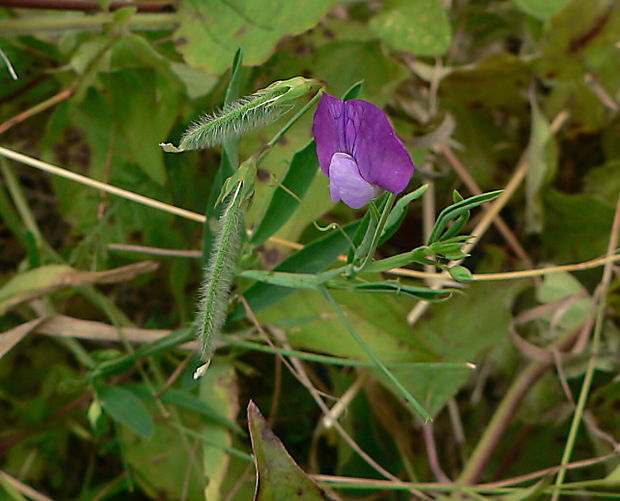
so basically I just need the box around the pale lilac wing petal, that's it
[328,153,379,209]
[312,93,346,176]
[344,99,414,193]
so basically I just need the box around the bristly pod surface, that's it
[193,180,245,378]
[160,76,321,153]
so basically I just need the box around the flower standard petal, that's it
[344,99,414,194]
[312,93,346,177]
[328,153,379,209]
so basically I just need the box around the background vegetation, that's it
[0,0,619,499]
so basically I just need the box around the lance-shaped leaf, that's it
[247,401,334,501]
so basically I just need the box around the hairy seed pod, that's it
[194,181,244,376]
[160,77,321,153]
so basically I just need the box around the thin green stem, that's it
[354,193,397,273]
[223,335,473,369]
[263,88,324,152]
[320,287,432,421]
[0,13,178,34]
[0,160,43,245]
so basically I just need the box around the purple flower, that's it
[312,92,414,209]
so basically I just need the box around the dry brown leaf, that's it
[0,261,158,315]
[0,317,48,360]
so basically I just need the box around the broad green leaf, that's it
[120,413,205,498]
[369,0,452,56]
[258,288,435,362]
[96,384,153,438]
[309,40,408,105]
[124,384,243,434]
[535,0,620,134]
[536,272,592,343]
[247,401,330,501]
[169,61,218,98]
[441,53,532,188]
[163,388,243,434]
[537,0,620,81]
[514,0,569,20]
[542,190,618,263]
[228,220,360,320]
[584,159,620,206]
[525,97,557,233]
[250,141,319,246]
[601,463,620,486]
[395,280,527,417]
[106,68,180,184]
[260,280,526,417]
[175,0,337,75]
[321,287,431,420]
[201,363,240,501]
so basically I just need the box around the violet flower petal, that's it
[344,99,414,194]
[312,93,345,177]
[328,153,379,209]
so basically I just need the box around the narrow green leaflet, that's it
[448,265,474,282]
[91,327,193,379]
[364,248,432,272]
[380,184,428,243]
[239,269,452,300]
[427,190,502,244]
[95,384,153,439]
[247,401,330,501]
[328,280,453,300]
